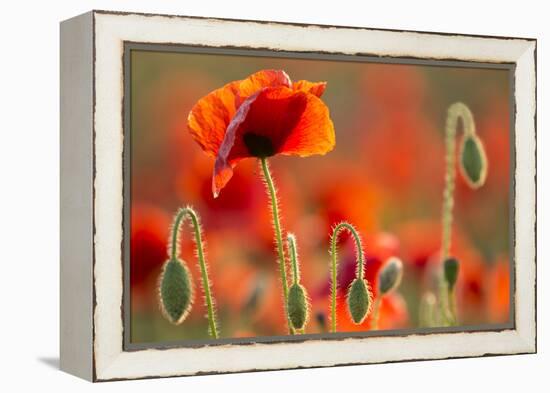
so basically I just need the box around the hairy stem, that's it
[287,234,300,284]
[371,297,381,330]
[440,103,476,326]
[438,280,451,326]
[447,287,457,325]
[441,102,475,261]
[330,222,365,333]
[170,206,219,338]
[260,158,294,335]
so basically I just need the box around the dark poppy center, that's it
[243,133,275,158]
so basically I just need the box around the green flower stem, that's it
[438,281,452,326]
[441,103,476,261]
[419,292,437,328]
[330,222,365,333]
[371,297,381,330]
[260,158,294,335]
[287,234,299,284]
[171,207,219,338]
[440,103,476,326]
[447,287,457,325]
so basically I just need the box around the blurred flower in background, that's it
[129,50,511,343]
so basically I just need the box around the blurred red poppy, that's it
[335,291,409,332]
[130,204,170,287]
[130,204,171,312]
[187,69,335,197]
[486,257,511,323]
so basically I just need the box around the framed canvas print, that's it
[60,10,537,381]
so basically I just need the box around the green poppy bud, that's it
[159,258,193,324]
[459,135,488,188]
[444,257,459,290]
[347,278,372,324]
[287,283,309,330]
[378,257,404,295]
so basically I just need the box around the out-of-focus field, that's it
[129,50,511,343]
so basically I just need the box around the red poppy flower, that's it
[187,69,335,197]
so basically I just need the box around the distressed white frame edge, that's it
[60,11,94,381]
[85,11,536,381]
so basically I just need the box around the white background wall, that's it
[0,0,546,391]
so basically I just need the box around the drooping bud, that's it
[459,134,488,189]
[347,278,372,324]
[444,257,459,290]
[242,273,267,314]
[378,256,404,295]
[287,283,309,330]
[159,258,194,324]
[164,206,219,337]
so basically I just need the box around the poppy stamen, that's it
[243,132,275,158]
[187,69,335,198]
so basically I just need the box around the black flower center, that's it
[243,133,275,158]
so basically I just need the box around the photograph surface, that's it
[126,47,512,346]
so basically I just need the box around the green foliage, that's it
[347,278,372,324]
[159,259,193,324]
[287,283,309,330]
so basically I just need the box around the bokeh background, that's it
[129,49,511,344]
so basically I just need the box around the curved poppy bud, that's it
[287,283,309,330]
[459,134,488,188]
[347,278,372,324]
[159,206,219,337]
[444,257,460,290]
[285,233,310,331]
[442,102,488,259]
[330,221,371,330]
[159,258,194,324]
[378,256,404,295]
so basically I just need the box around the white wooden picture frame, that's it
[60,10,536,381]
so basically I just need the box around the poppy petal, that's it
[213,88,308,197]
[232,88,334,160]
[293,80,327,97]
[236,70,291,105]
[212,90,263,197]
[278,93,335,157]
[212,87,335,196]
[187,81,238,158]
[188,70,293,158]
